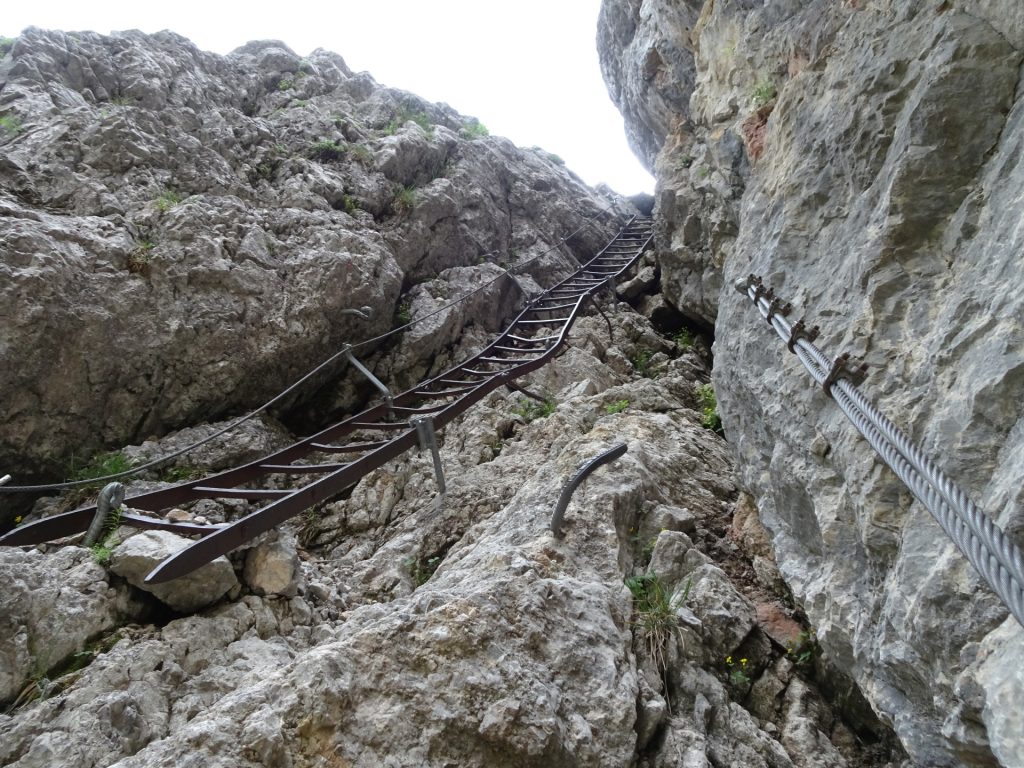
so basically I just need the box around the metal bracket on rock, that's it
[344,345,394,414]
[786,318,821,353]
[550,443,628,539]
[411,416,446,496]
[751,277,770,304]
[83,482,126,547]
[765,296,792,325]
[822,353,868,397]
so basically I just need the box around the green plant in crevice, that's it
[309,138,346,162]
[90,503,124,565]
[0,36,16,57]
[385,107,433,135]
[90,543,115,565]
[673,328,695,350]
[512,397,556,423]
[342,195,360,215]
[392,185,416,214]
[460,120,489,139]
[69,451,133,482]
[277,77,294,91]
[787,629,819,670]
[405,555,442,587]
[605,399,629,415]
[631,348,654,378]
[625,573,689,674]
[697,383,723,435]
[160,465,205,483]
[395,300,413,326]
[751,79,777,107]
[725,655,752,687]
[155,189,181,212]
[0,113,22,137]
[127,240,155,274]
[349,144,372,165]
[628,528,659,567]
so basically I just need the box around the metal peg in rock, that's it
[83,482,126,547]
[551,443,628,538]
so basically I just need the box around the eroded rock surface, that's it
[0,309,899,767]
[0,28,631,485]
[599,0,1024,764]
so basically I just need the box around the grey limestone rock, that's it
[0,306,878,767]
[0,546,145,706]
[0,27,632,488]
[242,532,301,597]
[110,530,237,612]
[599,0,1024,764]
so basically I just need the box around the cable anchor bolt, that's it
[734,274,759,296]
[83,482,126,548]
[765,297,792,325]
[786,317,820,353]
[750,276,770,303]
[822,352,868,397]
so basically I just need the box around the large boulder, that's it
[110,531,238,613]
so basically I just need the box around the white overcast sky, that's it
[3,1,654,195]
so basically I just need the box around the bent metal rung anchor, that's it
[83,482,126,547]
[411,416,446,495]
[550,443,628,538]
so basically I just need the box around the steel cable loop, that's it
[739,280,1024,626]
[2,203,633,494]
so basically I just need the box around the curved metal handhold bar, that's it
[551,443,628,538]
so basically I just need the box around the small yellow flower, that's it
[14,516,22,524]
[740,658,748,666]
[725,655,733,665]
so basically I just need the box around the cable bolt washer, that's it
[786,317,821,353]
[765,296,792,324]
[822,352,869,397]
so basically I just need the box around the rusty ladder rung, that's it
[309,440,389,453]
[193,487,292,500]
[258,463,348,474]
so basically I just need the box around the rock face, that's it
[0,546,147,705]
[0,302,903,766]
[0,28,629,484]
[599,0,1024,765]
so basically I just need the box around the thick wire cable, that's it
[1,201,626,493]
[739,281,1024,628]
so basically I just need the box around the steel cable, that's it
[2,202,627,493]
[738,278,1024,627]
